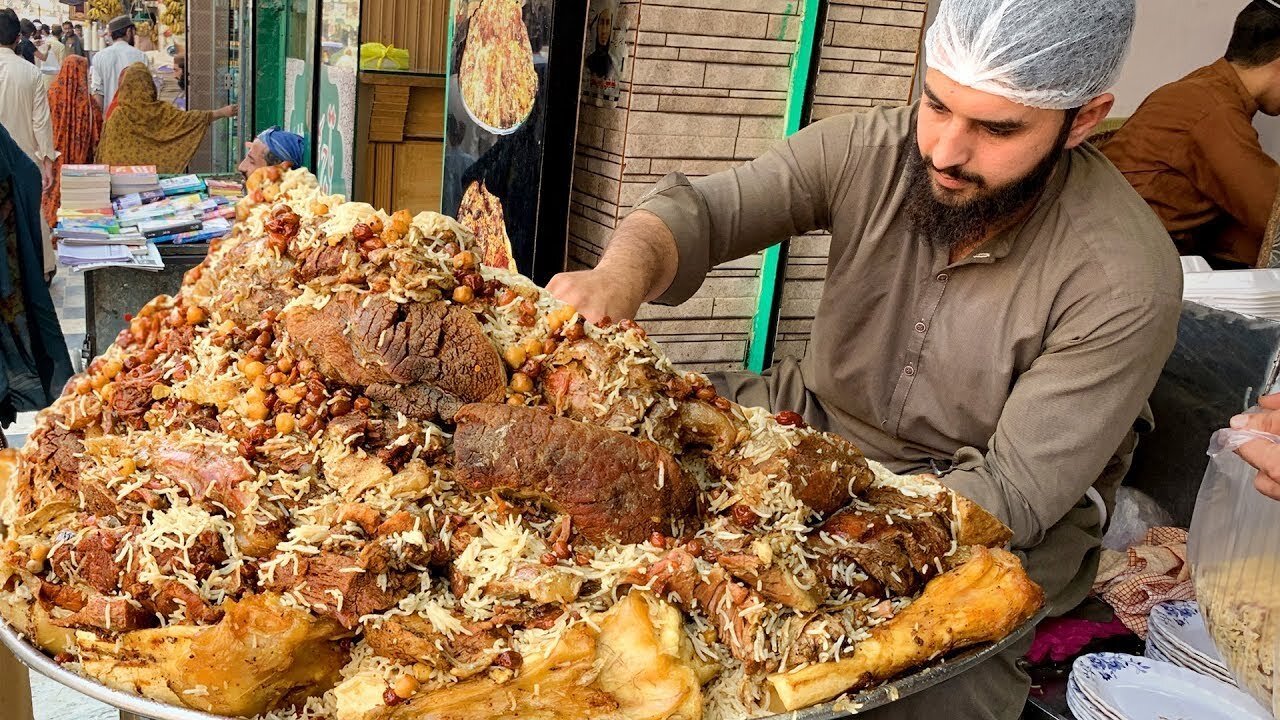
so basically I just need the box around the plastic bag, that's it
[1188,426,1280,716]
[1101,487,1174,552]
[359,43,410,71]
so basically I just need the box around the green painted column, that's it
[744,0,822,373]
[254,0,288,133]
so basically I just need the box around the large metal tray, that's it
[2,608,1047,720]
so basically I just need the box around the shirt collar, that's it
[1210,57,1259,117]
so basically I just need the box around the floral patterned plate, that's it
[1071,653,1268,720]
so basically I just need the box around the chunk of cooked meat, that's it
[715,551,824,612]
[283,293,505,421]
[375,625,619,720]
[261,545,415,628]
[52,594,155,633]
[634,547,768,672]
[765,547,1044,711]
[49,527,128,594]
[452,404,697,544]
[364,614,506,675]
[484,562,584,605]
[811,488,954,598]
[715,431,874,520]
[153,445,286,557]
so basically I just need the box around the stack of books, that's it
[205,179,244,198]
[109,165,159,197]
[59,165,112,215]
[54,168,244,273]
[158,174,205,196]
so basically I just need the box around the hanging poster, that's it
[581,0,624,107]
[443,0,588,284]
[316,0,359,196]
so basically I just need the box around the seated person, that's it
[1104,1,1280,267]
[238,126,306,177]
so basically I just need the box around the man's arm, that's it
[548,115,859,321]
[30,72,56,191]
[90,60,103,107]
[1187,107,1280,241]
[546,210,677,323]
[939,289,1181,549]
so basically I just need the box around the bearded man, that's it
[548,0,1180,716]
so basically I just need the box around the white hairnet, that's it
[924,0,1136,110]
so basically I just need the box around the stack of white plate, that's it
[1182,267,1280,321]
[1068,653,1270,720]
[1145,601,1235,685]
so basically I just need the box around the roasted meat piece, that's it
[283,293,505,421]
[635,547,769,671]
[452,403,697,544]
[262,545,415,628]
[364,614,506,677]
[811,488,954,598]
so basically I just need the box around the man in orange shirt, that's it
[1104,0,1280,266]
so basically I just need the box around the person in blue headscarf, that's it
[238,126,306,178]
[0,123,73,426]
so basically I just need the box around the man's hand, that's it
[40,159,53,193]
[214,104,237,120]
[546,267,646,325]
[1230,393,1280,501]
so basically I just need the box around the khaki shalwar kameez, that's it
[631,105,1183,720]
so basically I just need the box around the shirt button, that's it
[936,273,949,283]
[904,364,915,377]
[914,321,926,333]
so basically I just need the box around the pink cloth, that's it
[1026,616,1132,664]
[1092,526,1194,637]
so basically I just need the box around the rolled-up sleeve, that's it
[940,289,1181,549]
[633,114,861,306]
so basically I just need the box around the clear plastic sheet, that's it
[1189,424,1280,716]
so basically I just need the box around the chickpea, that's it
[218,319,237,335]
[310,201,330,216]
[269,372,287,386]
[29,540,51,565]
[277,357,293,372]
[452,285,474,304]
[275,414,296,434]
[151,384,172,400]
[276,385,303,405]
[510,372,534,394]
[74,378,92,395]
[253,375,270,391]
[507,394,526,406]
[330,396,354,417]
[120,458,137,476]
[90,373,111,391]
[247,402,270,421]
[367,216,384,233]
[247,386,267,404]
[391,674,419,699]
[523,338,543,358]
[503,345,527,370]
[243,361,266,379]
[186,306,207,326]
[102,359,123,380]
[452,250,477,270]
[547,306,575,332]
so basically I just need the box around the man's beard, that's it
[903,122,1071,248]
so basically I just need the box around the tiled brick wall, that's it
[569,0,926,373]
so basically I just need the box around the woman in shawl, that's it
[0,124,73,422]
[41,54,102,227]
[95,63,236,173]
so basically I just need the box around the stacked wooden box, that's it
[568,0,927,373]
